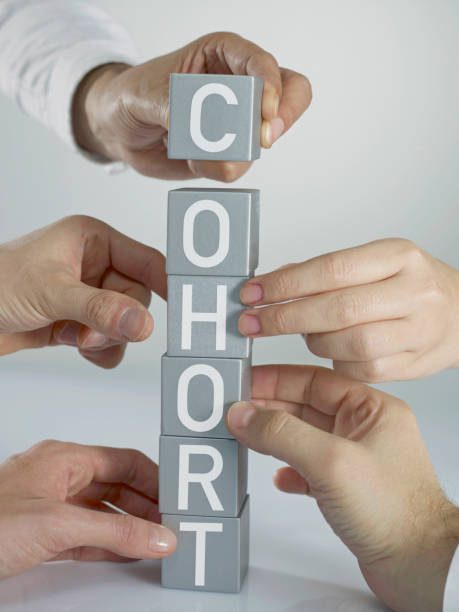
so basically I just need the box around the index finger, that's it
[108,227,167,300]
[241,238,409,306]
[252,364,373,416]
[215,32,283,120]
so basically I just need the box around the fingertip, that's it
[150,524,177,556]
[240,282,263,305]
[227,401,256,431]
[261,117,285,148]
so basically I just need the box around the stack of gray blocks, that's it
[160,73,262,593]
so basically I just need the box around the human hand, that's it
[0,440,176,579]
[238,239,459,382]
[73,32,312,181]
[227,365,459,612]
[0,215,165,368]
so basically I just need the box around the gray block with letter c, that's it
[167,73,262,161]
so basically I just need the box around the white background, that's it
[0,1,458,610]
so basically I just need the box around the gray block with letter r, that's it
[167,73,262,161]
[166,188,260,277]
[161,354,251,439]
[159,435,247,517]
[162,495,250,593]
[167,275,251,359]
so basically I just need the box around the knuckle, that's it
[29,439,62,456]
[113,514,137,548]
[263,410,291,445]
[398,239,425,267]
[330,293,360,327]
[350,329,377,360]
[270,268,299,298]
[418,278,444,306]
[320,252,354,284]
[268,306,291,334]
[85,290,117,327]
[218,163,240,183]
[358,359,387,383]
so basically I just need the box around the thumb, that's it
[49,282,154,343]
[61,504,176,559]
[227,401,349,487]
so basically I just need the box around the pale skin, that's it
[227,365,459,612]
[0,215,166,368]
[0,441,176,579]
[238,238,459,382]
[72,31,312,181]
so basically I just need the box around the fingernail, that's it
[268,117,284,145]
[240,283,263,305]
[238,313,261,336]
[228,402,256,429]
[150,526,176,553]
[79,331,112,350]
[119,309,146,341]
[55,322,79,346]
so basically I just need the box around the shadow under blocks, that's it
[160,73,262,592]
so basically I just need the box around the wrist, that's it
[72,63,131,160]
[362,500,459,612]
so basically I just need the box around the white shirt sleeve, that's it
[444,545,459,611]
[0,0,139,159]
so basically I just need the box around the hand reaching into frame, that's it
[227,364,459,612]
[73,31,312,182]
[238,239,459,382]
[0,215,166,368]
[0,440,176,579]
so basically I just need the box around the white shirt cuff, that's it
[46,40,139,163]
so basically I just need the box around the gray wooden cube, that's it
[161,354,251,439]
[167,73,262,161]
[159,435,247,517]
[162,495,249,593]
[167,275,251,359]
[166,188,260,277]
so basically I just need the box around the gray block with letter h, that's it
[167,274,251,359]
[167,73,262,161]
[162,495,250,593]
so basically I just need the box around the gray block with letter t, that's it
[159,435,247,517]
[162,495,250,593]
[166,188,260,277]
[161,354,251,439]
[167,275,251,359]
[167,73,262,161]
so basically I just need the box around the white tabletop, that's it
[1,357,457,612]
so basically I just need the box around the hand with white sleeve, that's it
[72,32,312,181]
